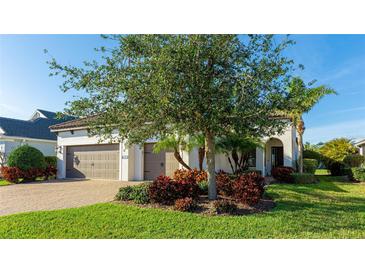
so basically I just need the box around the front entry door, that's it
[271,146,284,169]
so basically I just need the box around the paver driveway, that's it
[0,179,141,216]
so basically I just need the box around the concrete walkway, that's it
[0,179,141,216]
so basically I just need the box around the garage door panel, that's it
[144,143,179,180]
[66,144,119,180]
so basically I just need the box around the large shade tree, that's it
[49,35,297,199]
[287,77,336,173]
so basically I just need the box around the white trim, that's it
[0,135,56,144]
[50,126,89,133]
[355,139,365,146]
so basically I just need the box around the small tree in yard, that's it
[216,134,262,174]
[152,134,191,170]
[49,35,297,199]
[320,138,358,163]
[287,77,336,173]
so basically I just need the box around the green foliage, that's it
[328,161,347,176]
[7,145,46,171]
[291,173,318,184]
[320,138,357,163]
[48,35,299,198]
[343,154,365,168]
[116,184,150,204]
[349,167,365,182]
[197,180,208,195]
[303,158,318,174]
[303,149,322,161]
[287,77,336,124]
[45,156,57,167]
[215,134,262,174]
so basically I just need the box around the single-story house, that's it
[355,139,365,156]
[50,117,299,180]
[0,109,72,165]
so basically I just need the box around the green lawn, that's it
[0,180,11,186]
[0,176,364,239]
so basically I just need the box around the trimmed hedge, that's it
[349,167,365,182]
[45,156,57,168]
[0,166,57,183]
[148,175,200,205]
[303,158,318,174]
[291,173,318,184]
[272,166,295,183]
[8,145,46,171]
[343,154,365,168]
[115,184,150,204]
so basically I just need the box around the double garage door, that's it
[66,143,179,180]
[66,144,120,180]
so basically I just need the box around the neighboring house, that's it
[0,109,72,165]
[355,139,365,156]
[50,116,299,180]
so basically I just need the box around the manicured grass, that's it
[0,180,11,187]
[0,176,364,239]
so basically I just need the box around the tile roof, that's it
[0,110,74,141]
[49,116,97,131]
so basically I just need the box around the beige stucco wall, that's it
[55,123,298,180]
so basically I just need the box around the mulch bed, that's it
[115,195,276,216]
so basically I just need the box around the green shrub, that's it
[303,158,318,174]
[349,167,365,182]
[198,180,208,195]
[343,154,365,168]
[328,161,346,176]
[8,145,46,171]
[291,173,318,184]
[116,186,135,201]
[45,156,57,167]
[116,184,150,204]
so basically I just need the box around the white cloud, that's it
[304,119,365,144]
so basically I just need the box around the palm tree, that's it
[215,134,262,174]
[152,134,191,170]
[187,134,206,171]
[287,77,336,173]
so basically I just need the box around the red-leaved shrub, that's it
[43,165,57,180]
[0,167,22,183]
[271,166,294,183]
[216,171,234,196]
[173,168,207,183]
[174,197,197,212]
[148,175,200,205]
[213,199,237,214]
[0,165,57,183]
[232,172,265,206]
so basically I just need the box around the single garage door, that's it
[144,143,179,180]
[66,144,119,180]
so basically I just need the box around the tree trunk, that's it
[297,119,305,173]
[173,149,191,170]
[205,131,217,200]
[198,146,205,171]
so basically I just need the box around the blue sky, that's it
[0,35,364,144]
